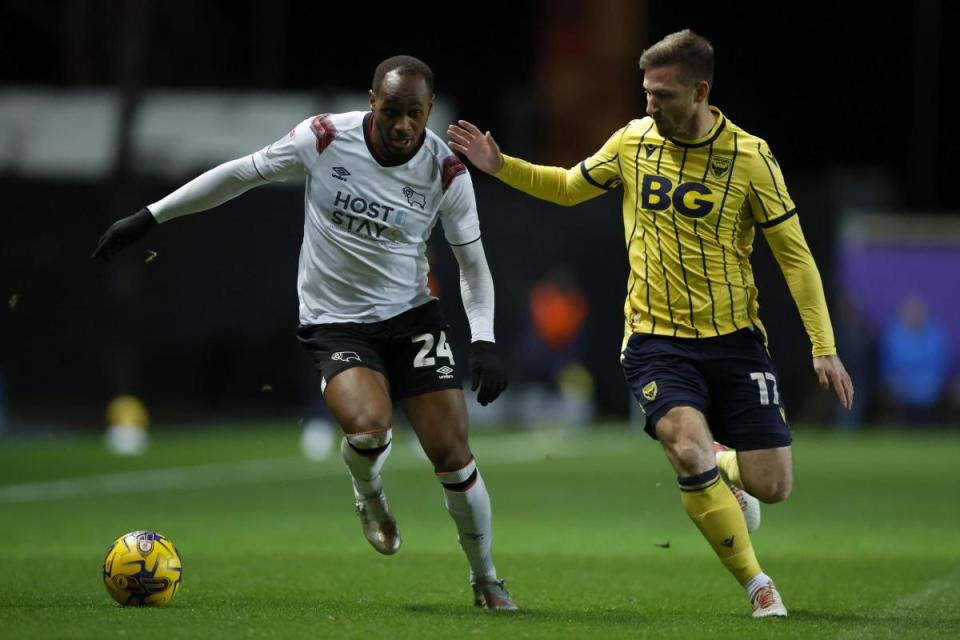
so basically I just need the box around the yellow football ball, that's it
[102,531,182,606]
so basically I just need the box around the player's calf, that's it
[438,458,516,609]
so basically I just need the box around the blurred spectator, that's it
[515,268,594,426]
[879,296,952,424]
[833,293,874,430]
[519,267,589,383]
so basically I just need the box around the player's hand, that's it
[813,355,854,410]
[92,208,157,261]
[470,340,508,406]
[447,120,504,175]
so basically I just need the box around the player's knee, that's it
[341,411,391,438]
[430,445,473,473]
[754,479,792,504]
[668,440,707,470]
[659,427,712,472]
[344,426,392,450]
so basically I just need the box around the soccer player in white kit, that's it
[93,55,517,610]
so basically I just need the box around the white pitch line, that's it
[836,571,960,640]
[0,432,575,504]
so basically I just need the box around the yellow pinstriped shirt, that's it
[495,107,836,356]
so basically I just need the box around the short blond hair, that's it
[639,29,714,86]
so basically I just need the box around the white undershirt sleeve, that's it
[450,239,495,343]
[147,155,268,223]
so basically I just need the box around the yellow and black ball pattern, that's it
[102,530,182,606]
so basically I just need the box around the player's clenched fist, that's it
[470,340,508,406]
[92,208,157,261]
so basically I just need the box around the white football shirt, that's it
[251,111,481,325]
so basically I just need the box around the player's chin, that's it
[390,138,413,153]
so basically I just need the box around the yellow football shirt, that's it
[495,106,836,356]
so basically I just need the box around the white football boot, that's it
[714,444,762,533]
[751,581,788,618]
[353,485,401,555]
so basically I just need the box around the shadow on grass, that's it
[403,602,654,626]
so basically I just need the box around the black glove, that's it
[470,340,508,406]
[92,207,157,261]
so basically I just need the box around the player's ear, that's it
[694,80,710,104]
[427,95,434,117]
[368,89,377,110]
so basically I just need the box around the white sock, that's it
[438,459,496,582]
[744,571,773,599]
[340,431,392,497]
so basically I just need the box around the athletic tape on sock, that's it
[345,429,392,450]
[437,458,477,486]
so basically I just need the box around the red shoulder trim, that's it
[309,114,336,154]
[442,155,467,192]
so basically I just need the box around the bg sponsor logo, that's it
[640,175,716,218]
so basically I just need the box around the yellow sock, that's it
[716,450,744,489]
[680,467,762,585]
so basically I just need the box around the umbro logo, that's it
[436,365,454,379]
[331,166,350,181]
[721,536,735,548]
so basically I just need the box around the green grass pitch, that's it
[0,424,957,639]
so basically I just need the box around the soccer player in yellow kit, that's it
[448,29,854,618]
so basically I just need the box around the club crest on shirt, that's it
[332,351,361,363]
[710,155,732,179]
[642,380,658,401]
[402,186,426,209]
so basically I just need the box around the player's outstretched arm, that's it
[447,120,504,175]
[813,355,854,410]
[92,208,157,261]
[448,120,619,207]
[92,155,269,261]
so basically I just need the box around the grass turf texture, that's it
[0,425,957,639]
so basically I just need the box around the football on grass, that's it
[102,530,182,606]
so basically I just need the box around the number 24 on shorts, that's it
[411,332,455,367]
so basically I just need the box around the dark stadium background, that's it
[1,0,957,427]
